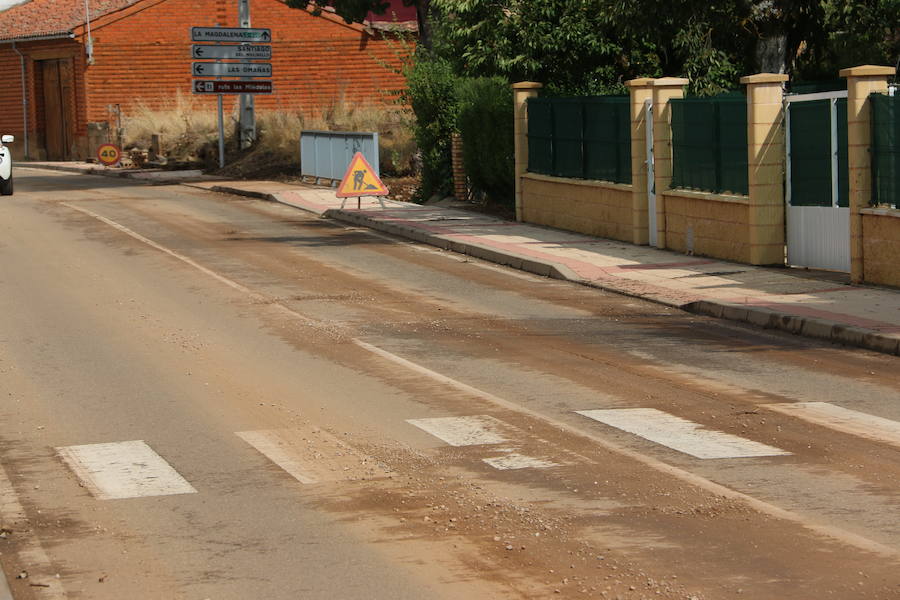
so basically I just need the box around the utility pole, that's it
[238,0,256,149]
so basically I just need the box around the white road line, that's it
[407,416,508,446]
[764,402,900,448]
[0,566,11,600]
[483,454,559,470]
[68,201,900,559]
[57,441,197,500]
[0,462,65,598]
[576,408,791,459]
[236,430,318,484]
[237,429,393,483]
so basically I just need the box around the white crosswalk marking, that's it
[763,402,900,448]
[57,440,197,500]
[483,453,559,470]
[0,569,11,600]
[237,431,318,484]
[237,428,393,484]
[576,408,791,459]
[407,415,508,446]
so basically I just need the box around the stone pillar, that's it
[650,78,689,249]
[512,82,543,222]
[741,73,789,266]
[840,65,895,283]
[626,78,656,245]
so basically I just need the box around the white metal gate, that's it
[645,99,657,247]
[784,90,850,272]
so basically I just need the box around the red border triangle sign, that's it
[336,152,389,198]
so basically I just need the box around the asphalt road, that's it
[1,168,899,599]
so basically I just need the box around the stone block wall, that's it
[521,174,633,242]
[662,190,751,262]
[862,211,900,287]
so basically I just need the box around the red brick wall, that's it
[0,50,25,140]
[83,0,410,121]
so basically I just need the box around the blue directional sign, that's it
[191,62,272,78]
[191,44,271,60]
[190,27,271,42]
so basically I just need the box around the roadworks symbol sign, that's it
[336,152,389,198]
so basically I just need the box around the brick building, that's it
[0,0,414,160]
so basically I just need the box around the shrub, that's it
[455,77,514,207]
[403,53,459,200]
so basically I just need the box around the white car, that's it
[0,134,14,195]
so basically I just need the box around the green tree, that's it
[796,0,900,78]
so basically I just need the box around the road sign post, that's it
[238,0,256,150]
[190,18,272,163]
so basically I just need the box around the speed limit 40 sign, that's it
[97,143,121,166]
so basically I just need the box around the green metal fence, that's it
[526,96,631,184]
[871,93,900,209]
[671,93,748,195]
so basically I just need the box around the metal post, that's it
[217,95,225,169]
[215,23,225,168]
[830,97,839,207]
[784,102,791,207]
[238,0,256,149]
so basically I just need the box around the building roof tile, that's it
[0,0,416,43]
[0,0,140,41]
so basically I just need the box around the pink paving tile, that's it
[617,260,718,270]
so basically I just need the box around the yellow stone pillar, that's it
[840,65,895,283]
[512,82,543,222]
[650,78,689,249]
[626,78,656,245]
[741,73,789,266]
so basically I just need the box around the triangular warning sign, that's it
[336,152,389,198]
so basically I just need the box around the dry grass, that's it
[123,92,219,163]
[121,93,416,177]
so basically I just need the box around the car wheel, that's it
[0,174,12,196]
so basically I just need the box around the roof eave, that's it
[0,31,76,44]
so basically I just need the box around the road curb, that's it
[20,163,207,185]
[20,163,105,175]
[184,183,900,358]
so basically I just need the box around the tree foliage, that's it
[455,77,515,205]
[428,0,898,94]
[295,0,899,93]
[401,54,459,199]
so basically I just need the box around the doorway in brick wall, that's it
[37,58,76,160]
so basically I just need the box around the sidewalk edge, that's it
[21,163,207,185]
[20,163,109,176]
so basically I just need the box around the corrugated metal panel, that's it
[300,130,379,179]
[786,206,850,272]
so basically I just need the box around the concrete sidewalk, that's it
[20,163,900,356]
